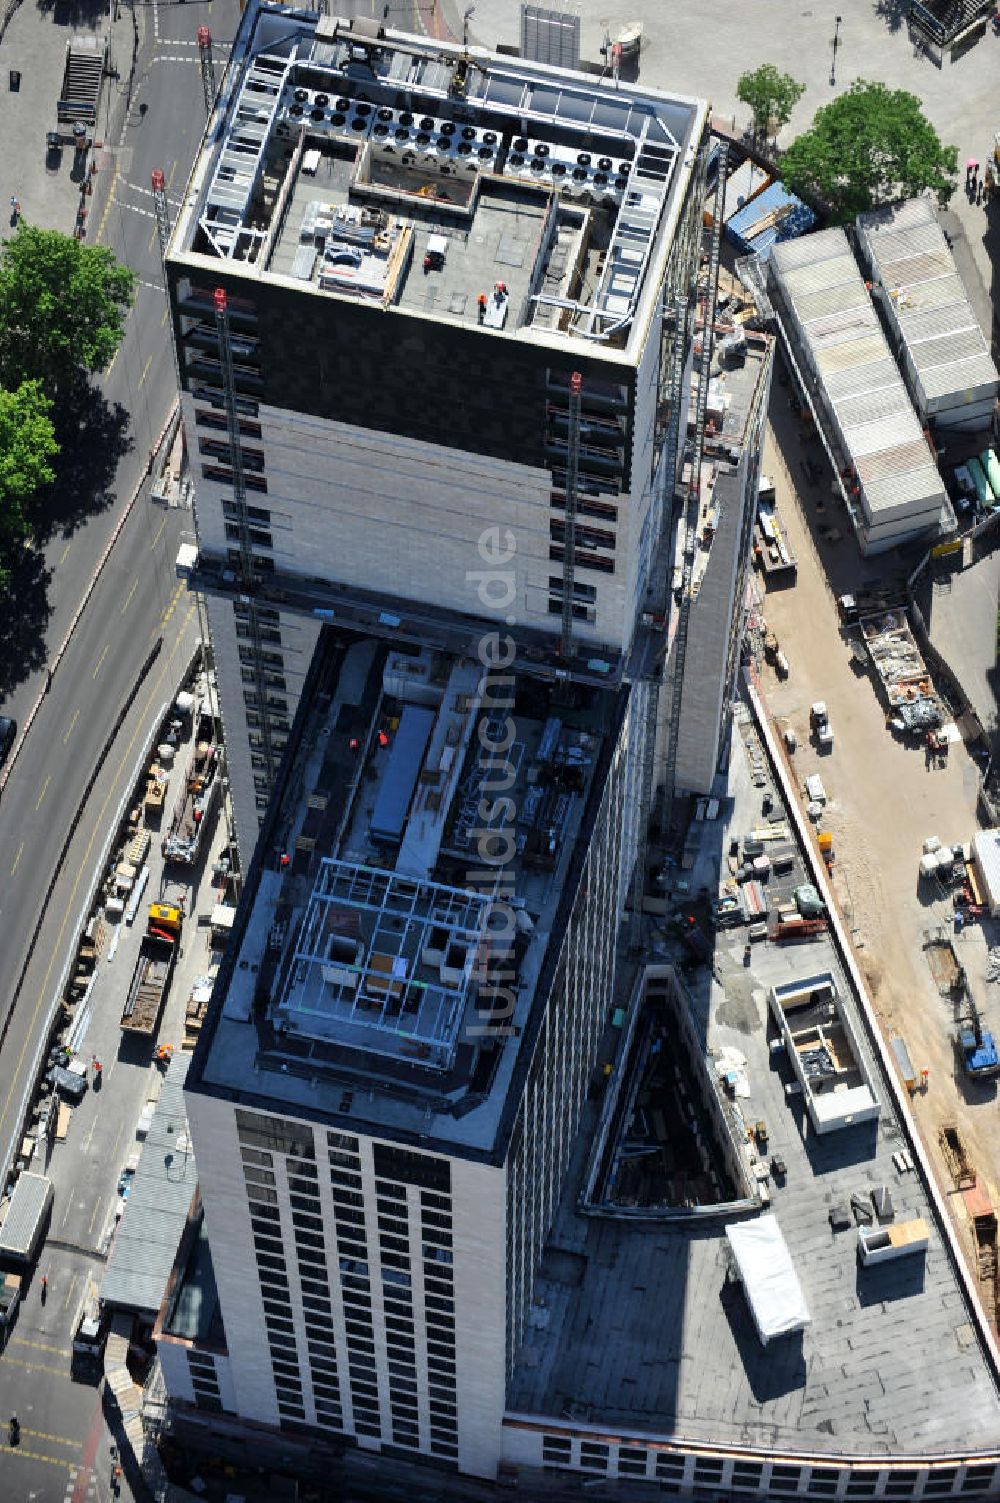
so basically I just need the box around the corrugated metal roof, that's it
[0,1173,51,1258]
[770,226,844,270]
[814,334,886,374]
[973,829,1000,909]
[101,1055,197,1317]
[869,222,943,263]
[857,198,998,419]
[769,223,946,527]
[793,283,870,323]
[836,385,912,430]
[781,253,858,297]
[923,353,998,402]
[824,357,901,401]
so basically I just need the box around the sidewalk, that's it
[0,0,139,233]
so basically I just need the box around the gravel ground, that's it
[756,388,1000,1308]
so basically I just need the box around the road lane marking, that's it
[22,1427,80,1448]
[58,541,71,566]
[150,515,167,552]
[121,578,139,615]
[63,708,80,744]
[63,1273,78,1312]
[1,1353,72,1379]
[10,841,23,876]
[35,776,51,811]
[0,1442,74,1471]
[161,307,169,327]
[0,607,198,1152]
[154,581,185,638]
[87,1198,100,1235]
[10,1336,72,1359]
[95,158,121,245]
[92,645,110,680]
[138,355,153,389]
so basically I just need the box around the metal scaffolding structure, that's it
[659,140,729,838]
[214,287,278,790]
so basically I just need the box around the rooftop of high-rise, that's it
[169,1,707,358]
[187,625,626,1157]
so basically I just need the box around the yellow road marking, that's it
[1,1353,71,1380]
[121,577,139,615]
[0,1443,75,1472]
[0,607,197,1148]
[138,354,153,388]
[92,644,110,680]
[10,841,23,876]
[87,1197,100,1234]
[58,541,71,566]
[63,707,80,744]
[62,1273,78,1312]
[95,158,120,246]
[147,223,157,255]
[22,1427,80,1447]
[154,581,185,638]
[150,515,167,551]
[10,1336,72,1359]
[160,307,168,327]
[35,775,50,811]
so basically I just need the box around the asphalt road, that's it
[0,2,238,1497]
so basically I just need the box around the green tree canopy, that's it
[0,380,58,585]
[0,225,135,395]
[781,80,958,223]
[736,64,805,144]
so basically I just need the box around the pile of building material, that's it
[860,608,944,732]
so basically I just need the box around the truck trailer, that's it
[121,906,181,1036]
[0,1173,53,1266]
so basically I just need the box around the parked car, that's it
[0,716,15,768]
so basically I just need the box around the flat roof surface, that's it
[769,228,947,527]
[194,629,622,1157]
[101,1054,197,1317]
[508,701,1000,1453]
[857,199,998,408]
[170,0,708,358]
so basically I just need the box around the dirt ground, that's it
[754,382,1000,1325]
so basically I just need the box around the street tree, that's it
[0,380,58,586]
[736,64,805,146]
[0,225,135,396]
[781,80,958,222]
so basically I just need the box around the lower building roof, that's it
[508,707,1000,1454]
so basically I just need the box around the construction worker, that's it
[477,292,487,324]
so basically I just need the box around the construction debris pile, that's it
[860,608,944,733]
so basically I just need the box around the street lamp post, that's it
[830,14,843,86]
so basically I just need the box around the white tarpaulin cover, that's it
[726,1214,810,1345]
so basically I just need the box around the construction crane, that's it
[560,371,584,659]
[214,287,278,789]
[658,140,729,838]
[198,27,216,116]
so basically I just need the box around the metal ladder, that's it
[560,371,584,658]
[659,141,729,838]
